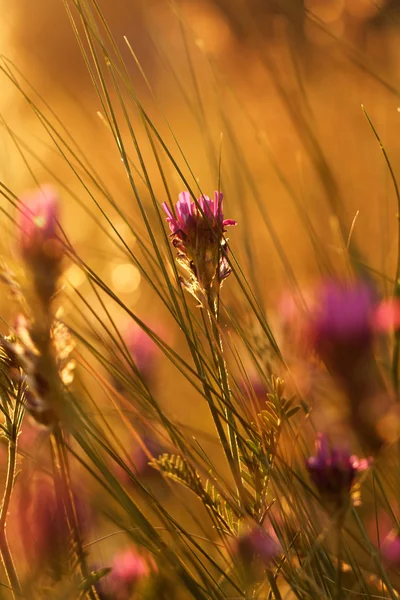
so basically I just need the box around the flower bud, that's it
[17,185,63,304]
[381,531,400,568]
[235,526,279,569]
[162,191,236,301]
[97,548,156,599]
[309,280,376,379]
[306,433,370,510]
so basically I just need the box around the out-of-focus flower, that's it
[17,185,63,304]
[366,510,393,549]
[2,312,75,427]
[235,526,279,569]
[131,435,165,476]
[18,472,91,579]
[381,530,400,568]
[301,279,390,453]
[374,298,400,332]
[162,191,236,302]
[122,322,161,386]
[239,374,268,410]
[113,434,166,485]
[97,548,156,599]
[309,280,376,377]
[306,433,370,510]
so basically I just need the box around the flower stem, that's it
[0,432,21,599]
[267,571,282,600]
[51,427,99,600]
[335,514,344,600]
[206,291,247,508]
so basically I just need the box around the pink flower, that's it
[18,185,63,265]
[236,526,279,568]
[17,185,64,304]
[306,433,370,508]
[162,191,236,237]
[381,531,400,568]
[98,549,156,599]
[112,550,151,581]
[162,191,236,297]
[18,472,92,577]
[123,322,161,384]
[374,299,400,332]
[309,280,376,375]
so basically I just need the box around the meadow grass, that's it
[0,1,399,599]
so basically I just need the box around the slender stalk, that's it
[0,432,21,599]
[335,513,344,600]
[51,427,99,600]
[206,291,247,508]
[267,570,282,600]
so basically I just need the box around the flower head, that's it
[382,531,400,568]
[236,527,279,568]
[309,280,376,377]
[2,313,75,427]
[17,185,64,304]
[123,321,161,385]
[97,548,156,599]
[18,185,63,265]
[306,433,370,509]
[162,191,236,302]
[18,472,91,578]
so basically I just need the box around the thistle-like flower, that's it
[162,191,236,303]
[17,185,63,304]
[306,433,370,510]
[309,280,376,379]
[97,548,156,599]
[236,526,279,569]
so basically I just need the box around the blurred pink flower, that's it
[309,280,376,376]
[18,472,92,577]
[98,548,156,599]
[113,434,166,484]
[366,510,393,548]
[374,299,400,332]
[122,322,161,384]
[17,185,64,304]
[306,433,370,508]
[382,530,400,568]
[18,185,63,266]
[235,526,279,568]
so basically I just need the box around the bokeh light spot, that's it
[111,263,141,294]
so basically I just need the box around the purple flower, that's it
[113,434,167,484]
[17,185,64,304]
[17,185,63,267]
[123,322,161,385]
[162,191,236,298]
[236,526,279,568]
[309,280,376,377]
[382,531,400,568]
[18,473,92,578]
[162,191,236,237]
[306,433,370,508]
[97,549,156,599]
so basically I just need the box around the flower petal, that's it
[223,219,237,227]
[161,202,179,233]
